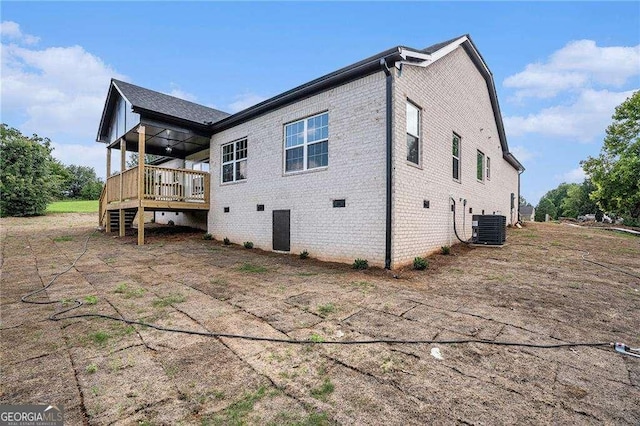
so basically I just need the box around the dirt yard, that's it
[1,214,639,425]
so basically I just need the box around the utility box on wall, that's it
[472,215,506,245]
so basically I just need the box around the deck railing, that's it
[102,165,209,207]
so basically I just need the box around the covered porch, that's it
[96,79,229,244]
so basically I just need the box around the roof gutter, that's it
[211,48,403,133]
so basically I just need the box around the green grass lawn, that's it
[46,200,99,214]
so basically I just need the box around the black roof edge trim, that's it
[211,47,403,132]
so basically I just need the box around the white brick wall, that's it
[391,46,519,267]
[209,73,388,266]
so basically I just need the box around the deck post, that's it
[106,148,111,180]
[105,147,111,234]
[137,126,146,245]
[119,139,126,237]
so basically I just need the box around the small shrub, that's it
[84,295,98,305]
[203,233,213,240]
[440,245,451,255]
[167,220,175,226]
[86,363,98,374]
[413,257,429,270]
[300,250,309,259]
[352,258,369,270]
[223,237,231,245]
[243,241,254,249]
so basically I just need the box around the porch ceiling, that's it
[110,120,211,159]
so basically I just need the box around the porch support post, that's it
[105,146,111,234]
[119,139,126,237]
[137,126,146,246]
[106,148,111,179]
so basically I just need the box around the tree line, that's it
[531,91,639,226]
[0,124,104,217]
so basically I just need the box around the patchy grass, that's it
[152,294,187,308]
[203,386,267,425]
[237,263,268,273]
[309,333,324,343]
[317,303,336,316]
[85,363,98,374]
[46,200,99,214]
[53,235,74,242]
[84,295,98,305]
[89,331,110,345]
[114,283,146,299]
[310,378,335,401]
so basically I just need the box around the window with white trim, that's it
[285,112,328,172]
[406,102,420,164]
[486,156,491,180]
[452,133,461,181]
[221,139,247,183]
[477,150,485,182]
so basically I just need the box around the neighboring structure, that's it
[519,205,535,222]
[97,34,524,268]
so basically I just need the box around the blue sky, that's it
[2,2,639,205]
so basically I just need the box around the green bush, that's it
[243,241,254,249]
[300,250,309,259]
[203,233,213,240]
[413,257,429,270]
[352,258,369,270]
[223,237,231,245]
[440,246,451,255]
[1,124,55,216]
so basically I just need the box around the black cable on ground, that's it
[18,229,627,351]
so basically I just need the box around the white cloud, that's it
[0,21,39,44]
[166,83,198,102]
[504,89,636,142]
[504,40,640,99]
[509,145,535,163]
[556,167,586,184]
[1,37,126,140]
[51,142,107,179]
[227,92,268,113]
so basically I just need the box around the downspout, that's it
[381,59,393,269]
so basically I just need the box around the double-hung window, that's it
[486,156,491,180]
[285,112,328,172]
[221,139,247,183]
[406,102,420,164]
[452,133,461,181]
[477,150,485,182]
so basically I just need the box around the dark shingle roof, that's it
[112,79,230,125]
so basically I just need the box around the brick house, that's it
[97,34,524,268]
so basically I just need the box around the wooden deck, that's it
[99,164,210,243]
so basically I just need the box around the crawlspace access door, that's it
[272,210,290,251]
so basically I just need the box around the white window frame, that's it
[477,150,485,182]
[406,101,421,165]
[221,139,247,184]
[486,156,491,180]
[284,112,329,173]
[452,133,461,182]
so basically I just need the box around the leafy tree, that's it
[49,158,72,200]
[542,183,575,218]
[561,179,601,218]
[65,165,104,200]
[535,197,557,222]
[127,153,161,169]
[0,124,56,216]
[582,91,640,226]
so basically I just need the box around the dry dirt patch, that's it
[1,214,639,424]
